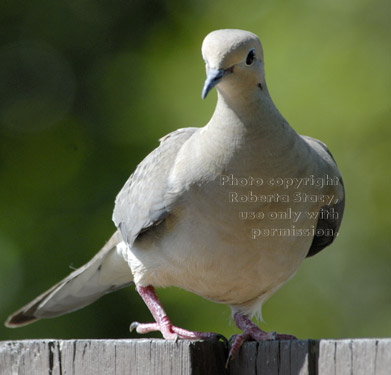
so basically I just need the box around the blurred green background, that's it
[0,0,390,342]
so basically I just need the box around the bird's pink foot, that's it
[132,285,221,341]
[228,312,297,364]
[130,318,217,340]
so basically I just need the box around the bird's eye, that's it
[246,48,256,65]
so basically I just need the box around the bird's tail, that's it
[5,231,133,328]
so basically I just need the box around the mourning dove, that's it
[5,29,345,361]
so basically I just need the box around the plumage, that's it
[6,231,131,327]
[5,29,344,360]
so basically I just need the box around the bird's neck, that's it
[210,84,290,139]
[202,83,301,175]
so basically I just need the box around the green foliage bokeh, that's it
[0,0,390,342]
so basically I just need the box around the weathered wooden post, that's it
[0,339,390,374]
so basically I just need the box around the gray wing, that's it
[112,127,198,246]
[302,136,345,257]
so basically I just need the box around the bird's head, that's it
[201,29,265,99]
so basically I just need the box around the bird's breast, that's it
[127,131,340,309]
[128,168,325,308]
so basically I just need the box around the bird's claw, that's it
[213,333,229,345]
[129,321,139,332]
[226,330,296,366]
[276,333,298,340]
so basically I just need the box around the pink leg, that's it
[130,285,219,340]
[228,312,297,363]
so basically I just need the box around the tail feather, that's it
[5,231,133,328]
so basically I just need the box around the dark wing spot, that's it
[307,179,345,257]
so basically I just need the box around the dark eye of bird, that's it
[246,49,256,65]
